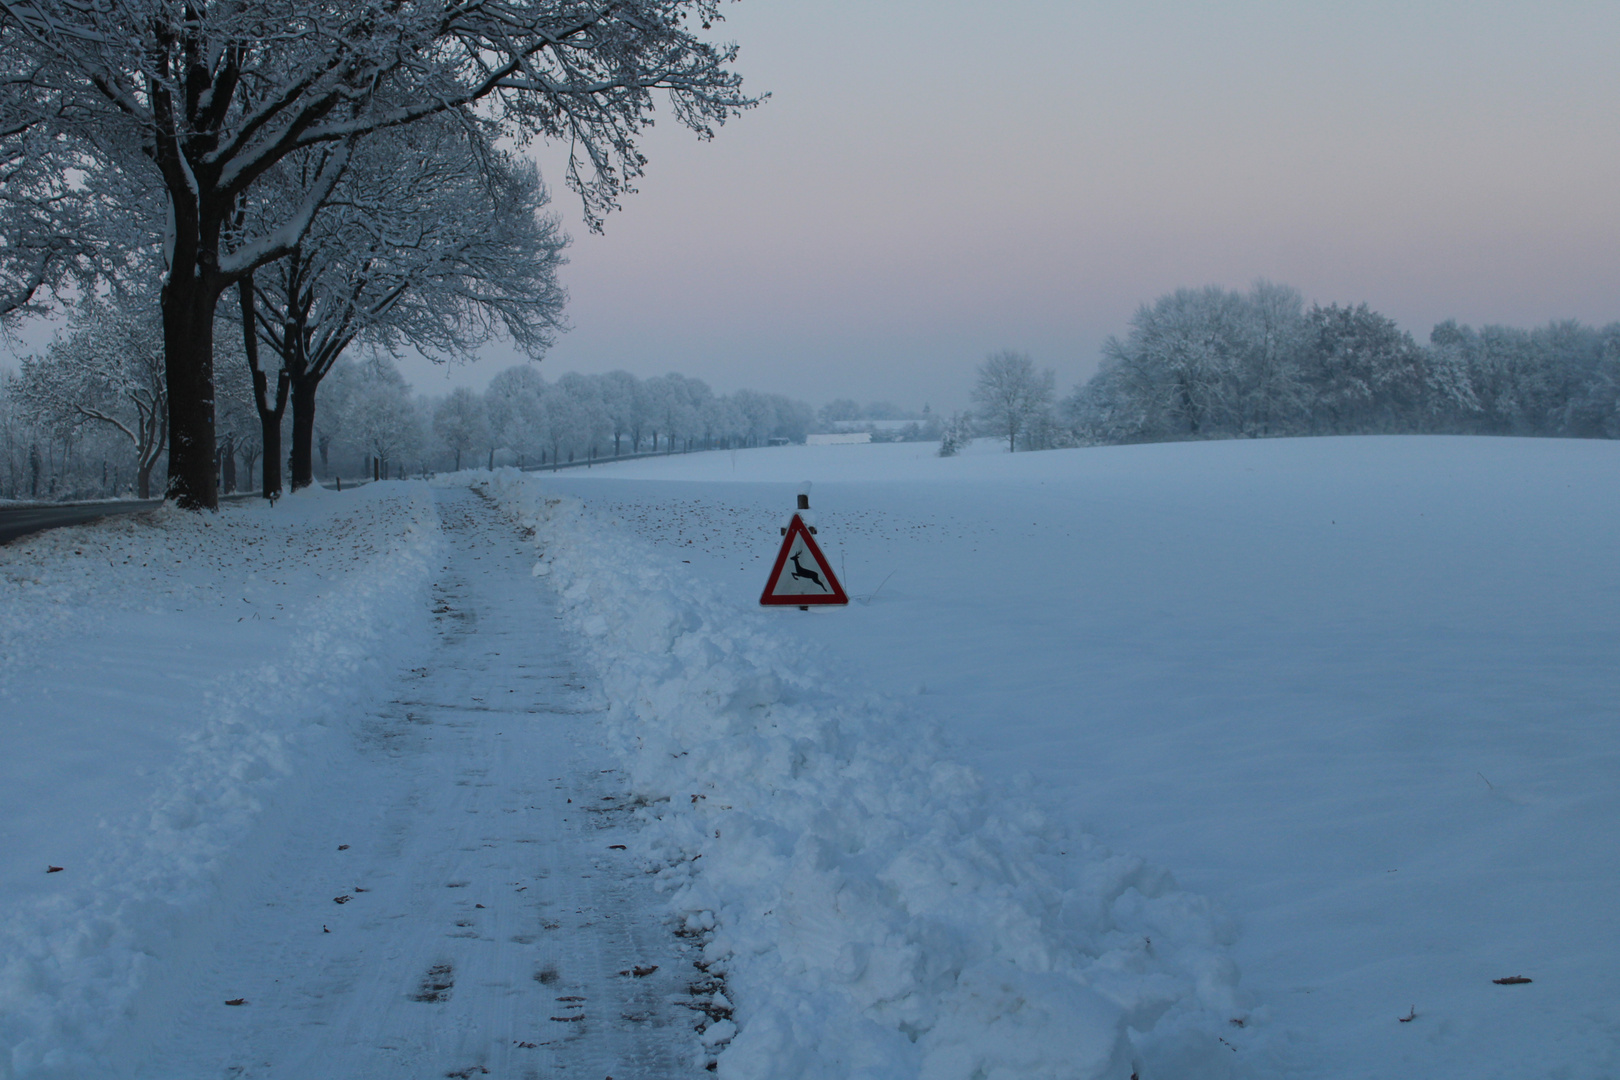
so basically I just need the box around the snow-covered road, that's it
[94,489,698,1079]
[4,474,1247,1080]
[125,487,700,1079]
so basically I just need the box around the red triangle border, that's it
[760,513,848,606]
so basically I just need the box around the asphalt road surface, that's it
[0,499,164,546]
[0,491,282,546]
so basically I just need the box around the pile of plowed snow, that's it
[478,469,1244,1080]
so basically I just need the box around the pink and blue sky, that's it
[6,2,1615,411]
[441,0,1614,410]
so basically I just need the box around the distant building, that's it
[829,419,914,433]
[807,432,872,446]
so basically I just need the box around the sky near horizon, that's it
[474,0,1620,411]
[8,2,1619,412]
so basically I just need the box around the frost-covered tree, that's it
[1299,303,1426,434]
[345,353,419,479]
[1578,330,1620,438]
[211,330,257,494]
[937,411,975,457]
[240,115,569,493]
[597,370,640,456]
[640,374,681,452]
[774,395,814,444]
[1062,358,1143,446]
[312,356,360,480]
[533,380,578,466]
[0,372,45,498]
[483,365,546,466]
[671,375,715,450]
[1425,318,1617,437]
[702,394,742,448]
[1060,282,1606,446]
[0,36,106,324]
[1235,281,1310,437]
[553,372,607,458]
[972,350,1055,452]
[1,0,758,508]
[433,388,487,472]
[1105,288,1251,438]
[16,293,168,496]
[818,398,861,428]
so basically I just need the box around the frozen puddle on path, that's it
[129,486,699,1080]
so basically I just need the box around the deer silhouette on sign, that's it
[788,551,828,590]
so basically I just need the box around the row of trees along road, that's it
[0,0,758,508]
[435,369,813,473]
[3,316,814,498]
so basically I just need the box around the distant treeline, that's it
[424,364,814,475]
[0,306,816,498]
[1063,282,1620,445]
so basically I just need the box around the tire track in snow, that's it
[127,487,699,1080]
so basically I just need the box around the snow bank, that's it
[476,469,1244,1080]
[0,485,444,1079]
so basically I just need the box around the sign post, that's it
[760,485,847,609]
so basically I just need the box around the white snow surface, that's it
[536,434,1620,1080]
[5,434,1616,1079]
[0,485,445,1077]
[477,469,1242,1080]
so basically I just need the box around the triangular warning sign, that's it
[760,513,848,606]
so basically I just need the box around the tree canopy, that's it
[0,0,760,506]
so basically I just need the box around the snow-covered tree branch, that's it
[238,113,569,492]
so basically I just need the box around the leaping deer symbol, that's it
[789,551,828,591]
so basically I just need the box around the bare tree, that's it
[972,350,1055,452]
[1,0,759,508]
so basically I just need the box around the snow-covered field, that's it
[542,434,1620,1080]
[2,434,1616,1079]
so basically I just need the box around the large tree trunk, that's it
[162,273,221,509]
[240,278,289,500]
[289,376,319,490]
[260,410,285,498]
[241,450,260,493]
